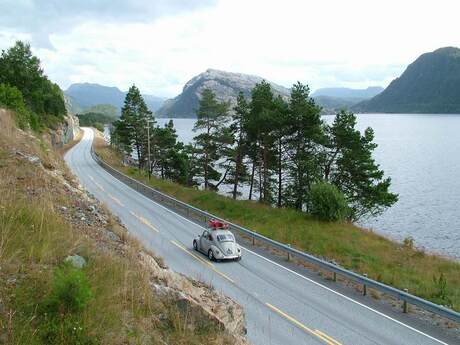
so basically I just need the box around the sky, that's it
[0,0,459,97]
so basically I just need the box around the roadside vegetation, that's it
[95,134,460,312]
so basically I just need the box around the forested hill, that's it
[65,83,166,114]
[356,47,460,113]
[156,69,291,118]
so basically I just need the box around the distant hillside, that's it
[82,104,118,117]
[356,47,460,113]
[65,83,166,114]
[312,86,383,99]
[156,69,290,118]
[313,96,363,115]
[311,87,383,114]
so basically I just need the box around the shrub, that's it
[0,83,29,129]
[44,263,93,315]
[310,182,350,221]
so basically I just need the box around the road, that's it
[65,128,457,345]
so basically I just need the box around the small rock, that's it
[60,206,68,211]
[65,255,87,268]
[105,230,120,242]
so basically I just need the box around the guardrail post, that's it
[403,289,409,313]
[363,274,368,296]
[333,272,337,282]
[287,244,291,261]
[252,236,255,246]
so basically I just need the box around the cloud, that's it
[0,0,216,48]
[1,0,459,98]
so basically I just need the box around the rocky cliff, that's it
[157,69,290,118]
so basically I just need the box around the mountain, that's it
[156,69,290,118]
[64,83,166,114]
[313,96,362,115]
[311,87,383,115]
[356,47,460,113]
[312,86,384,99]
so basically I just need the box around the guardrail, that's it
[90,147,460,324]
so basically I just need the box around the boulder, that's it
[65,254,87,268]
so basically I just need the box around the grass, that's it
[95,133,460,313]
[0,110,239,345]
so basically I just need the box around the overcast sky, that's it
[0,0,459,97]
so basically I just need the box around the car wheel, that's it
[208,249,215,261]
[236,256,242,262]
[193,240,198,251]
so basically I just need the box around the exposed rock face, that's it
[51,112,80,148]
[157,68,291,118]
[139,252,248,341]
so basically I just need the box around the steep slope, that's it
[156,69,290,118]
[356,47,460,113]
[0,108,249,345]
[65,83,166,113]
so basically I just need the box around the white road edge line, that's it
[86,129,448,345]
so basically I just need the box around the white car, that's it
[193,227,242,262]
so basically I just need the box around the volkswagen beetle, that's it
[193,222,242,261]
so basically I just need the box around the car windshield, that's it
[217,234,234,242]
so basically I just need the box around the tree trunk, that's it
[233,148,241,199]
[248,160,255,200]
[277,138,282,208]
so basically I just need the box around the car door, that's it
[200,230,210,252]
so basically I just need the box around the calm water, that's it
[158,115,460,259]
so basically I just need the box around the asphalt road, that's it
[65,128,458,345]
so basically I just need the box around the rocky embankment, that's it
[0,108,249,344]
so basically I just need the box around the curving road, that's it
[65,128,457,345]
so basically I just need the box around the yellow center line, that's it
[265,303,341,345]
[315,330,343,345]
[129,211,160,233]
[88,175,104,191]
[108,193,124,207]
[139,215,160,233]
[170,240,235,284]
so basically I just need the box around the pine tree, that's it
[225,92,250,199]
[246,81,278,204]
[114,85,155,170]
[192,88,229,189]
[323,110,398,220]
[284,82,324,211]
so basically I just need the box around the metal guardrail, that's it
[90,147,460,324]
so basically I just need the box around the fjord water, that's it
[157,114,460,259]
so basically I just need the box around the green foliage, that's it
[113,81,396,220]
[43,263,93,315]
[77,111,116,131]
[309,182,350,221]
[284,82,324,210]
[357,47,460,113]
[323,110,398,220]
[0,41,66,129]
[0,83,29,129]
[112,84,154,169]
[192,88,230,189]
[83,104,118,117]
